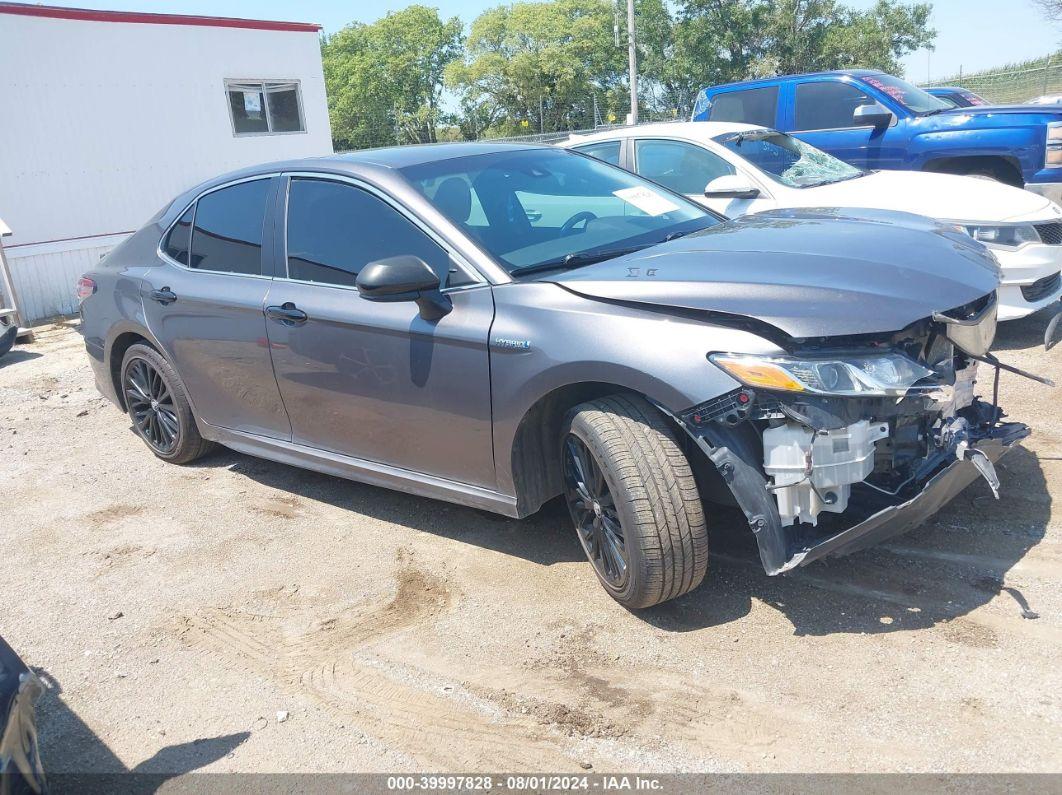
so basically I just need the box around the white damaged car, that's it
[563,121,1062,321]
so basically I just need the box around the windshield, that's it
[957,90,989,106]
[860,74,952,114]
[399,148,719,275]
[715,130,864,189]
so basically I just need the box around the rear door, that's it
[143,177,291,439]
[263,175,497,488]
[785,78,906,169]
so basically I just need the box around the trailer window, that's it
[226,81,305,135]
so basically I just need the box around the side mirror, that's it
[853,102,895,129]
[704,174,760,200]
[355,255,452,320]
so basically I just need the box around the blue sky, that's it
[41,0,1062,80]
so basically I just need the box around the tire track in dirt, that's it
[175,566,586,770]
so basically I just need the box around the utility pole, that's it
[627,0,638,125]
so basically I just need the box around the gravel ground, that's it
[0,313,1059,778]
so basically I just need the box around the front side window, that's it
[708,87,778,127]
[401,148,718,276]
[572,140,622,166]
[794,81,875,131]
[189,179,271,274]
[162,204,194,265]
[226,80,305,135]
[634,139,735,194]
[715,130,864,189]
[285,178,456,288]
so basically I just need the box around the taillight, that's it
[76,276,97,301]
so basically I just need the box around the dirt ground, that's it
[0,313,1059,778]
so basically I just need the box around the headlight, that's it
[963,224,1040,247]
[709,352,935,397]
[1048,122,1062,143]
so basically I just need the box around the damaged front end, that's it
[681,293,1037,575]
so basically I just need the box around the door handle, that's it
[266,302,308,325]
[150,287,177,305]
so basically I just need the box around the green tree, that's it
[677,0,934,86]
[322,5,463,150]
[445,0,630,137]
[329,1,935,145]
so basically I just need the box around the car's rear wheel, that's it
[121,343,212,464]
[562,394,708,609]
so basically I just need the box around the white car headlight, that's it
[710,352,934,397]
[963,224,1040,247]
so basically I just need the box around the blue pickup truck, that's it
[692,70,1062,203]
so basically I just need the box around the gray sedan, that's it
[78,143,1026,608]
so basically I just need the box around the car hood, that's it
[550,208,1001,338]
[936,104,1062,117]
[784,170,1058,224]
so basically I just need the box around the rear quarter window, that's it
[162,205,194,266]
[708,86,778,127]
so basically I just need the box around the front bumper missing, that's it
[692,422,1029,575]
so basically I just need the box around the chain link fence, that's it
[919,58,1062,104]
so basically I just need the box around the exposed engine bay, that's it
[682,293,1038,575]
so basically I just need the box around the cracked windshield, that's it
[717,130,865,189]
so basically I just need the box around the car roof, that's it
[331,141,544,168]
[209,141,548,183]
[926,86,965,92]
[161,141,552,221]
[565,121,764,145]
[701,69,884,92]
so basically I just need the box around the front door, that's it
[264,176,496,488]
[143,177,290,439]
[787,80,906,170]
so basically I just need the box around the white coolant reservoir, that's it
[762,419,890,526]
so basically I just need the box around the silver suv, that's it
[78,143,1027,608]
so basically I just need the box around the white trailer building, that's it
[0,3,333,324]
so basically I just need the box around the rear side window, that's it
[285,178,453,288]
[634,139,735,194]
[572,140,621,165]
[189,179,271,274]
[162,204,194,266]
[708,87,778,127]
[794,81,873,131]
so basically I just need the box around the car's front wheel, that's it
[121,343,212,464]
[562,394,709,609]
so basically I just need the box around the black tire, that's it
[562,394,709,609]
[120,343,212,464]
[0,323,15,359]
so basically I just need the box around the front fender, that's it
[909,124,1041,176]
[488,282,783,500]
